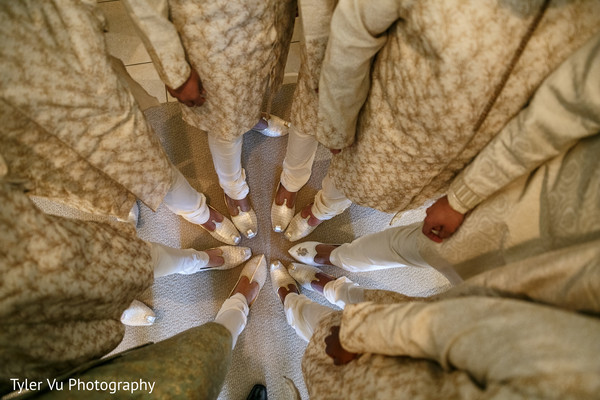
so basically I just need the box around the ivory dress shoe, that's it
[231,206,258,239]
[120,300,156,326]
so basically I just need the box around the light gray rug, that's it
[33,85,451,400]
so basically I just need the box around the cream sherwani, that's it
[0,0,173,220]
[318,0,600,213]
[122,0,296,141]
[330,31,600,282]
[0,154,154,384]
[302,240,600,399]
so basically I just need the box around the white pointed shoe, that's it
[287,263,324,291]
[288,241,330,266]
[255,115,291,137]
[203,246,252,271]
[229,255,267,306]
[269,260,299,297]
[120,300,156,326]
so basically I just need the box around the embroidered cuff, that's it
[447,175,484,214]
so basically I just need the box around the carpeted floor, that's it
[33,84,451,400]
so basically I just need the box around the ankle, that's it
[310,272,336,293]
[315,244,338,265]
[301,204,322,227]
[232,276,259,305]
[275,183,297,207]
[277,284,299,304]
[225,194,251,215]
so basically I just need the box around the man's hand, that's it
[167,69,206,107]
[325,326,360,365]
[422,195,465,243]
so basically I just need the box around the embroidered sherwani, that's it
[0,0,173,220]
[317,0,600,214]
[302,240,600,399]
[122,0,296,141]
[0,154,154,383]
[299,29,600,399]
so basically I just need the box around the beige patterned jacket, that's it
[0,0,173,220]
[0,155,153,384]
[122,0,296,141]
[302,239,600,399]
[419,32,600,279]
[318,0,600,213]
[288,0,337,134]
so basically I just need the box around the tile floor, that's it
[98,0,301,104]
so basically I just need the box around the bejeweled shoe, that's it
[287,262,325,291]
[205,217,242,245]
[120,300,156,326]
[231,206,258,239]
[284,211,318,242]
[225,195,258,239]
[271,192,295,233]
[269,260,300,301]
[229,255,268,306]
[184,205,241,245]
[203,246,252,271]
[288,241,332,266]
[255,114,291,137]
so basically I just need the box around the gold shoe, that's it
[203,246,252,271]
[229,255,268,306]
[231,206,258,239]
[284,211,317,242]
[288,262,324,291]
[271,184,295,233]
[255,114,290,137]
[269,260,300,299]
[200,206,241,245]
[226,195,258,239]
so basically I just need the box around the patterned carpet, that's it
[33,85,451,400]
